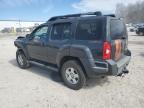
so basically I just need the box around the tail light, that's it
[115,40,122,60]
[103,41,111,60]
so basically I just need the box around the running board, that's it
[29,61,58,72]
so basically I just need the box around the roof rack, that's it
[48,11,102,21]
[48,12,116,22]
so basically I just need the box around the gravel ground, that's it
[0,32,144,108]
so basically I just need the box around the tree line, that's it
[116,1,144,24]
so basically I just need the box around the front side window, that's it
[33,26,49,40]
[75,20,103,40]
[51,23,71,40]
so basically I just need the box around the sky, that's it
[0,0,142,21]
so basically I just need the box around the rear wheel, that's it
[60,60,86,90]
[16,50,31,69]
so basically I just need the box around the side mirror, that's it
[26,34,30,38]
[26,34,33,40]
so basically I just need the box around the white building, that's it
[0,20,45,31]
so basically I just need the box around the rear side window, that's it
[110,19,126,40]
[51,23,71,40]
[75,20,103,40]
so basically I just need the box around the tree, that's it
[116,1,144,23]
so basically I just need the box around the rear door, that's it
[47,22,72,64]
[110,19,128,61]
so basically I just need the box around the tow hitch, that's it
[118,68,129,77]
[123,68,129,74]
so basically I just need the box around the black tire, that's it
[16,50,31,69]
[60,60,86,90]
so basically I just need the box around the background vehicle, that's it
[14,12,131,90]
[126,24,136,32]
[129,26,136,32]
[136,25,144,36]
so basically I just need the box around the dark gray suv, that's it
[14,12,131,90]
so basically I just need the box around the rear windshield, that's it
[75,19,103,40]
[110,19,126,40]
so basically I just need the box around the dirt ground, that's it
[0,32,144,108]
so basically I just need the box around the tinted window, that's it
[110,20,126,40]
[63,24,71,39]
[51,23,71,40]
[75,20,103,40]
[33,26,48,40]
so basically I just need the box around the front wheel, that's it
[60,60,86,90]
[16,50,31,69]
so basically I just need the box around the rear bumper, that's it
[82,55,131,78]
[107,56,131,75]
